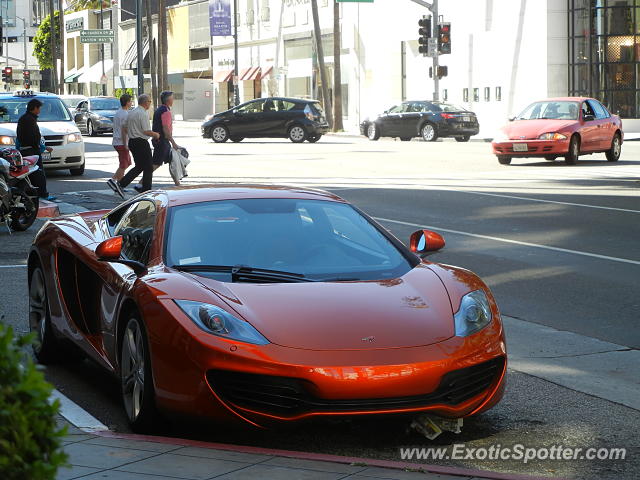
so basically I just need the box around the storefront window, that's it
[569,0,640,117]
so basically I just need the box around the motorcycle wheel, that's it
[10,195,39,232]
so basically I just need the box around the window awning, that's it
[260,65,273,80]
[213,69,233,82]
[64,71,82,83]
[77,59,114,83]
[239,66,261,81]
[122,38,150,70]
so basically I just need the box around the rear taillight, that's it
[305,111,315,121]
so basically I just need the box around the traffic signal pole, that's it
[409,0,439,101]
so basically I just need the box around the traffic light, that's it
[23,70,30,81]
[418,15,431,57]
[438,23,451,54]
[437,66,448,78]
[2,67,12,83]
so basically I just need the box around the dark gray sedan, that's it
[73,96,121,136]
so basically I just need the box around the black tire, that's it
[69,162,85,176]
[230,137,244,143]
[120,316,159,433]
[455,136,470,142]
[211,125,229,143]
[421,122,438,142]
[29,266,62,364]
[307,135,322,143]
[87,120,97,137]
[565,135,580,165]
[10,195,39,232]
[367,123,380,141]
[544,155,557,161]
[497,156,512,165]
[400,137,412,142]
[605,133,621,162]
[288,124,307,143]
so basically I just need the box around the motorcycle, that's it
[0,147,41,232]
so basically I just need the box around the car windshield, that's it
[0,97,72,123]
[165,198,414,282]
[91,98,120,110]
[430,102,466,112]
[61,97,85,108]
[516,101,579,120]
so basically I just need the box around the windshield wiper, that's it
[171,264,316,283]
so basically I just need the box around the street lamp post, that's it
[135,0,143,93]
[100,0,106,95]
[233,0,239,106]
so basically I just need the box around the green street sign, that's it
[80,29,115,44]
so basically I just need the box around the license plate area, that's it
[463,116,471,122]
[513,143,528,152]
[40,151,52,162]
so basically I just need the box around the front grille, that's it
[44,135,64,146]
[64,156,82,164]
[207,356,505,416]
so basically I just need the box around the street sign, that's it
[80,29,115,44]
[100,74,108,85]
[427,38,437,57]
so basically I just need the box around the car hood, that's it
[92,110,118,118]
[194,265,455,350]
[500,119,575,140]
[0,121,81,136]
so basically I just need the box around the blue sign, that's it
[210,0,231,37]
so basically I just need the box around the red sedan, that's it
[492,97,623,165]
[28,185,506,431]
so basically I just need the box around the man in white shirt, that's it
[115,94,159,195]
[107,94,132,199]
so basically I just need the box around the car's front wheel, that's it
[605,133,621,162]
[87,120,97,137]
[211,125,230,143]
[288,125,307,143]
[120,316,158,432]
[69,162,85,176]
[29,266,61,364]
[565,135,580,165]
[367,123,380,141]
[497,156,512,165]
[421,123,438,142]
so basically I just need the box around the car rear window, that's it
[310,102,325,116]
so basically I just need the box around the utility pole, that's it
[431,0,439,101]
[100,0,105,95]
[332,0,343,131]
[135,0,143,93]
[233,0,239,106]
[144,0,157,105]
[310,0,333,130]
[48,0,57,93]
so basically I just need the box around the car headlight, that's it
[204,114,214,122]
[0,135,15,145]
[175,300,269,345]
[97,116,111,122]
[538,132,567,140]
[454,290,492,337]
[67,133,82,143]
[492,131,509,143]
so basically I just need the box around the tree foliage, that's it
[66,0,110,12]
[32,11,61,70]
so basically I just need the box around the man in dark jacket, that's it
[151,91,180,182]
[16,99,55,200]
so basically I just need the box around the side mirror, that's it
[96,236,147,275]
[583,114,595,122]
[409,229,445,256]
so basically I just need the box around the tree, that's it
[310,0,333,130]
[66,0,109,12]
[33,11,61,70]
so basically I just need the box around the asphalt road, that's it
[1,128,638,479]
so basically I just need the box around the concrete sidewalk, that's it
[56,416,550,480]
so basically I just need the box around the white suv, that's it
[0,90,86,175]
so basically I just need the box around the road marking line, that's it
[50,389,109,433]
[0,265,27,268]
[375,217,640,266]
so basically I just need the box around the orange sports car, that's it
[492,97,623,165]
[28,185,506,431]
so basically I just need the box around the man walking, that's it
[107,93,132,198]
[114,94,159,196]
[16,99,55,201]
[152,91,181,185]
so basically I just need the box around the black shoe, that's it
[107,178,125,199]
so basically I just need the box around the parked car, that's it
[28,185,506,431]
[60,94,88,110]
[492,97,623,165]
[360,101,480,142]
[73,96,121,136]
[201,97,329,143]
[0,90,85,175]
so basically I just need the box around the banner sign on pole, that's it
[209,0,232,36]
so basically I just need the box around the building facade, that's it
[2,0,43,90]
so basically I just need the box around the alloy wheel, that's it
[212,126,228,143]
[367,124,377,140]
[121,319,146,422]
[289,126,306,142]
[422,124,436,142]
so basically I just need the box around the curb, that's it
[93,430,555,480]
[37,199,60,218]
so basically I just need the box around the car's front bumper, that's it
[43,140,85,170]
[492,139,570,157]
[93,118,114,133]
[150,299,507,427]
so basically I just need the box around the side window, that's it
[237,100,264,114]
[582,101,596,120]
[588,100,609,119]
[114,201,157,264]
[388,105,403,114]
